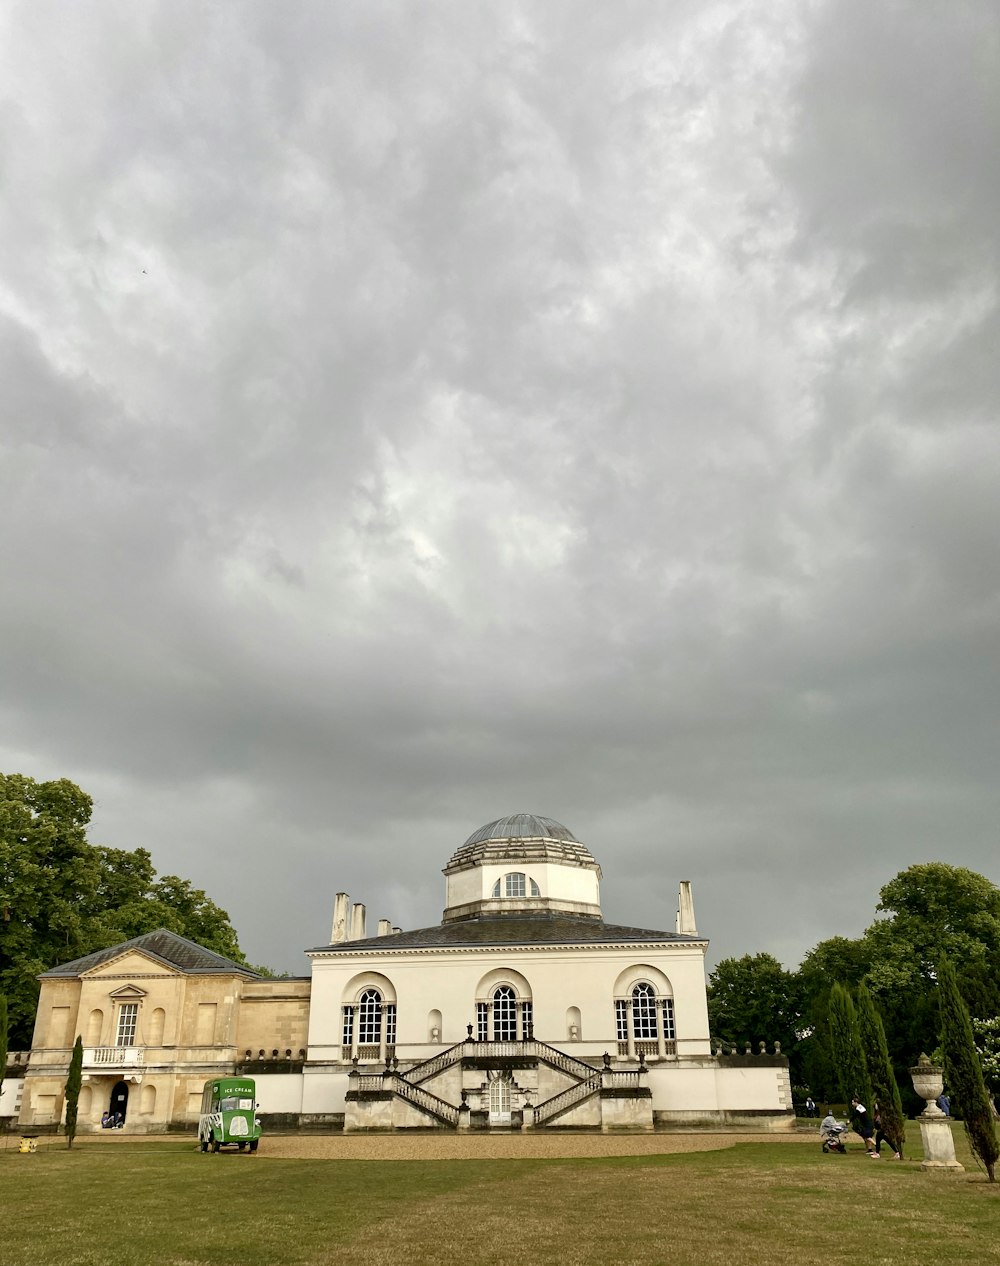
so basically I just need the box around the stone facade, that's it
[16,814,792,1133]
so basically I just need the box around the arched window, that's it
[493,986,517,1040]
[614,983,675,1058]
[476,985,533,1042]
[358,989,383,1045]
[343,987,397,1061]
[632,983,657,1038]
[491,872,541,898]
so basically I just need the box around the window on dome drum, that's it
[491,872,541,898]
[115,1003,138,1047]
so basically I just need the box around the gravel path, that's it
[259,1131,812,1161]
[69,1129,815,1161]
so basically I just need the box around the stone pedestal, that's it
[910,1056,964,1174]
[917,1118,964,1172]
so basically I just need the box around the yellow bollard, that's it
[18,1136,38,1153]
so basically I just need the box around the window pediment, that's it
[108,984,147,1000]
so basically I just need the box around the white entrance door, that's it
[488,1075,511,1125]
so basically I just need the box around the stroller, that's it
[821,1121,850,1154]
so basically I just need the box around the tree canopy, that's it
[705,862,1000,1105]
[706,953,802,1054]
[0,772,251,1046]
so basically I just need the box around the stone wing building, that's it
[12,814,791,1133]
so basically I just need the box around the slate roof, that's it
[39,928,262,978]
[309,914,704,953]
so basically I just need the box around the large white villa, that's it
[8,814,792,1133]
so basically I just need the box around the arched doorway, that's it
[108,1079,130,1125]
[488,1071,512,1125]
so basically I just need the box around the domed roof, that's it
[444,813,600,874]
[462,814,578,847]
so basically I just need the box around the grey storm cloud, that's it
[1,0,997,976]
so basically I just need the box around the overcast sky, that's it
[2,1,998,978]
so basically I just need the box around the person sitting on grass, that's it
[850,1097,879,1157]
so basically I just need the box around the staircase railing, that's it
[533,1074,601,1125]
[402,1042,467,1085]
[388,1074,460,1127]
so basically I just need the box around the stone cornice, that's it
[308,939,709,959]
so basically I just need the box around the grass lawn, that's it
[2,1130,998,1266]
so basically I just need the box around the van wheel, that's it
[200,1138,208,1153]
[237,1142,246,1151]
[249,1140,258,1153]
[211,1135,221,1153]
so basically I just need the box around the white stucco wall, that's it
[1,1078,23,1119]
[444,862,601,911]
[306,941,712,1057]
[253,1075,304,1115]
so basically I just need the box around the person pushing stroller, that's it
[820,1108,850,1153]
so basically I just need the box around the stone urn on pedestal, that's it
[910,1054,963,1173]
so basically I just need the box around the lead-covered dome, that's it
[442,813,602,923]
[446,814,600,872]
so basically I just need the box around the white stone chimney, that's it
[331,892,350,944]
[350,902,367,941]
[676,881,697,935]
[377,918,392,937]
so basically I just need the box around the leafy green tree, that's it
[828,982,871,1108]
[938,957,998,1182]
[856,982,905,1157]
[0,994,8,1101]
[860,865,1000,1068]
[971,1018,1000,1093]
[64,1036,83,1149]
[1,773,253,1045]
[795,937,873,1102]
[707,953,802,1061]
[707,952,802,1046]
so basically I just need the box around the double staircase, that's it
[348,1037,647,1130]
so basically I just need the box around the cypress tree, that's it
[856,982,905,1157]
[64,1036,83,1150]
[828,982,872,1108]
[938,957,998,1182]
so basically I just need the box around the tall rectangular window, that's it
[615,1000,628,1042]
[662,999,675,1039]
[477,1002,488,1042]
[385,1004,397,1047]
[520,1000,533,1038]
[116,1003,138,1047]
[342,1006,354,1047]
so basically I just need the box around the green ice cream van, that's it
[198,1077,262,1153]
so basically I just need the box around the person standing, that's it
[850,1097,879,1157]
[804,1095,816,1118]
[873,1104,902,1160]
